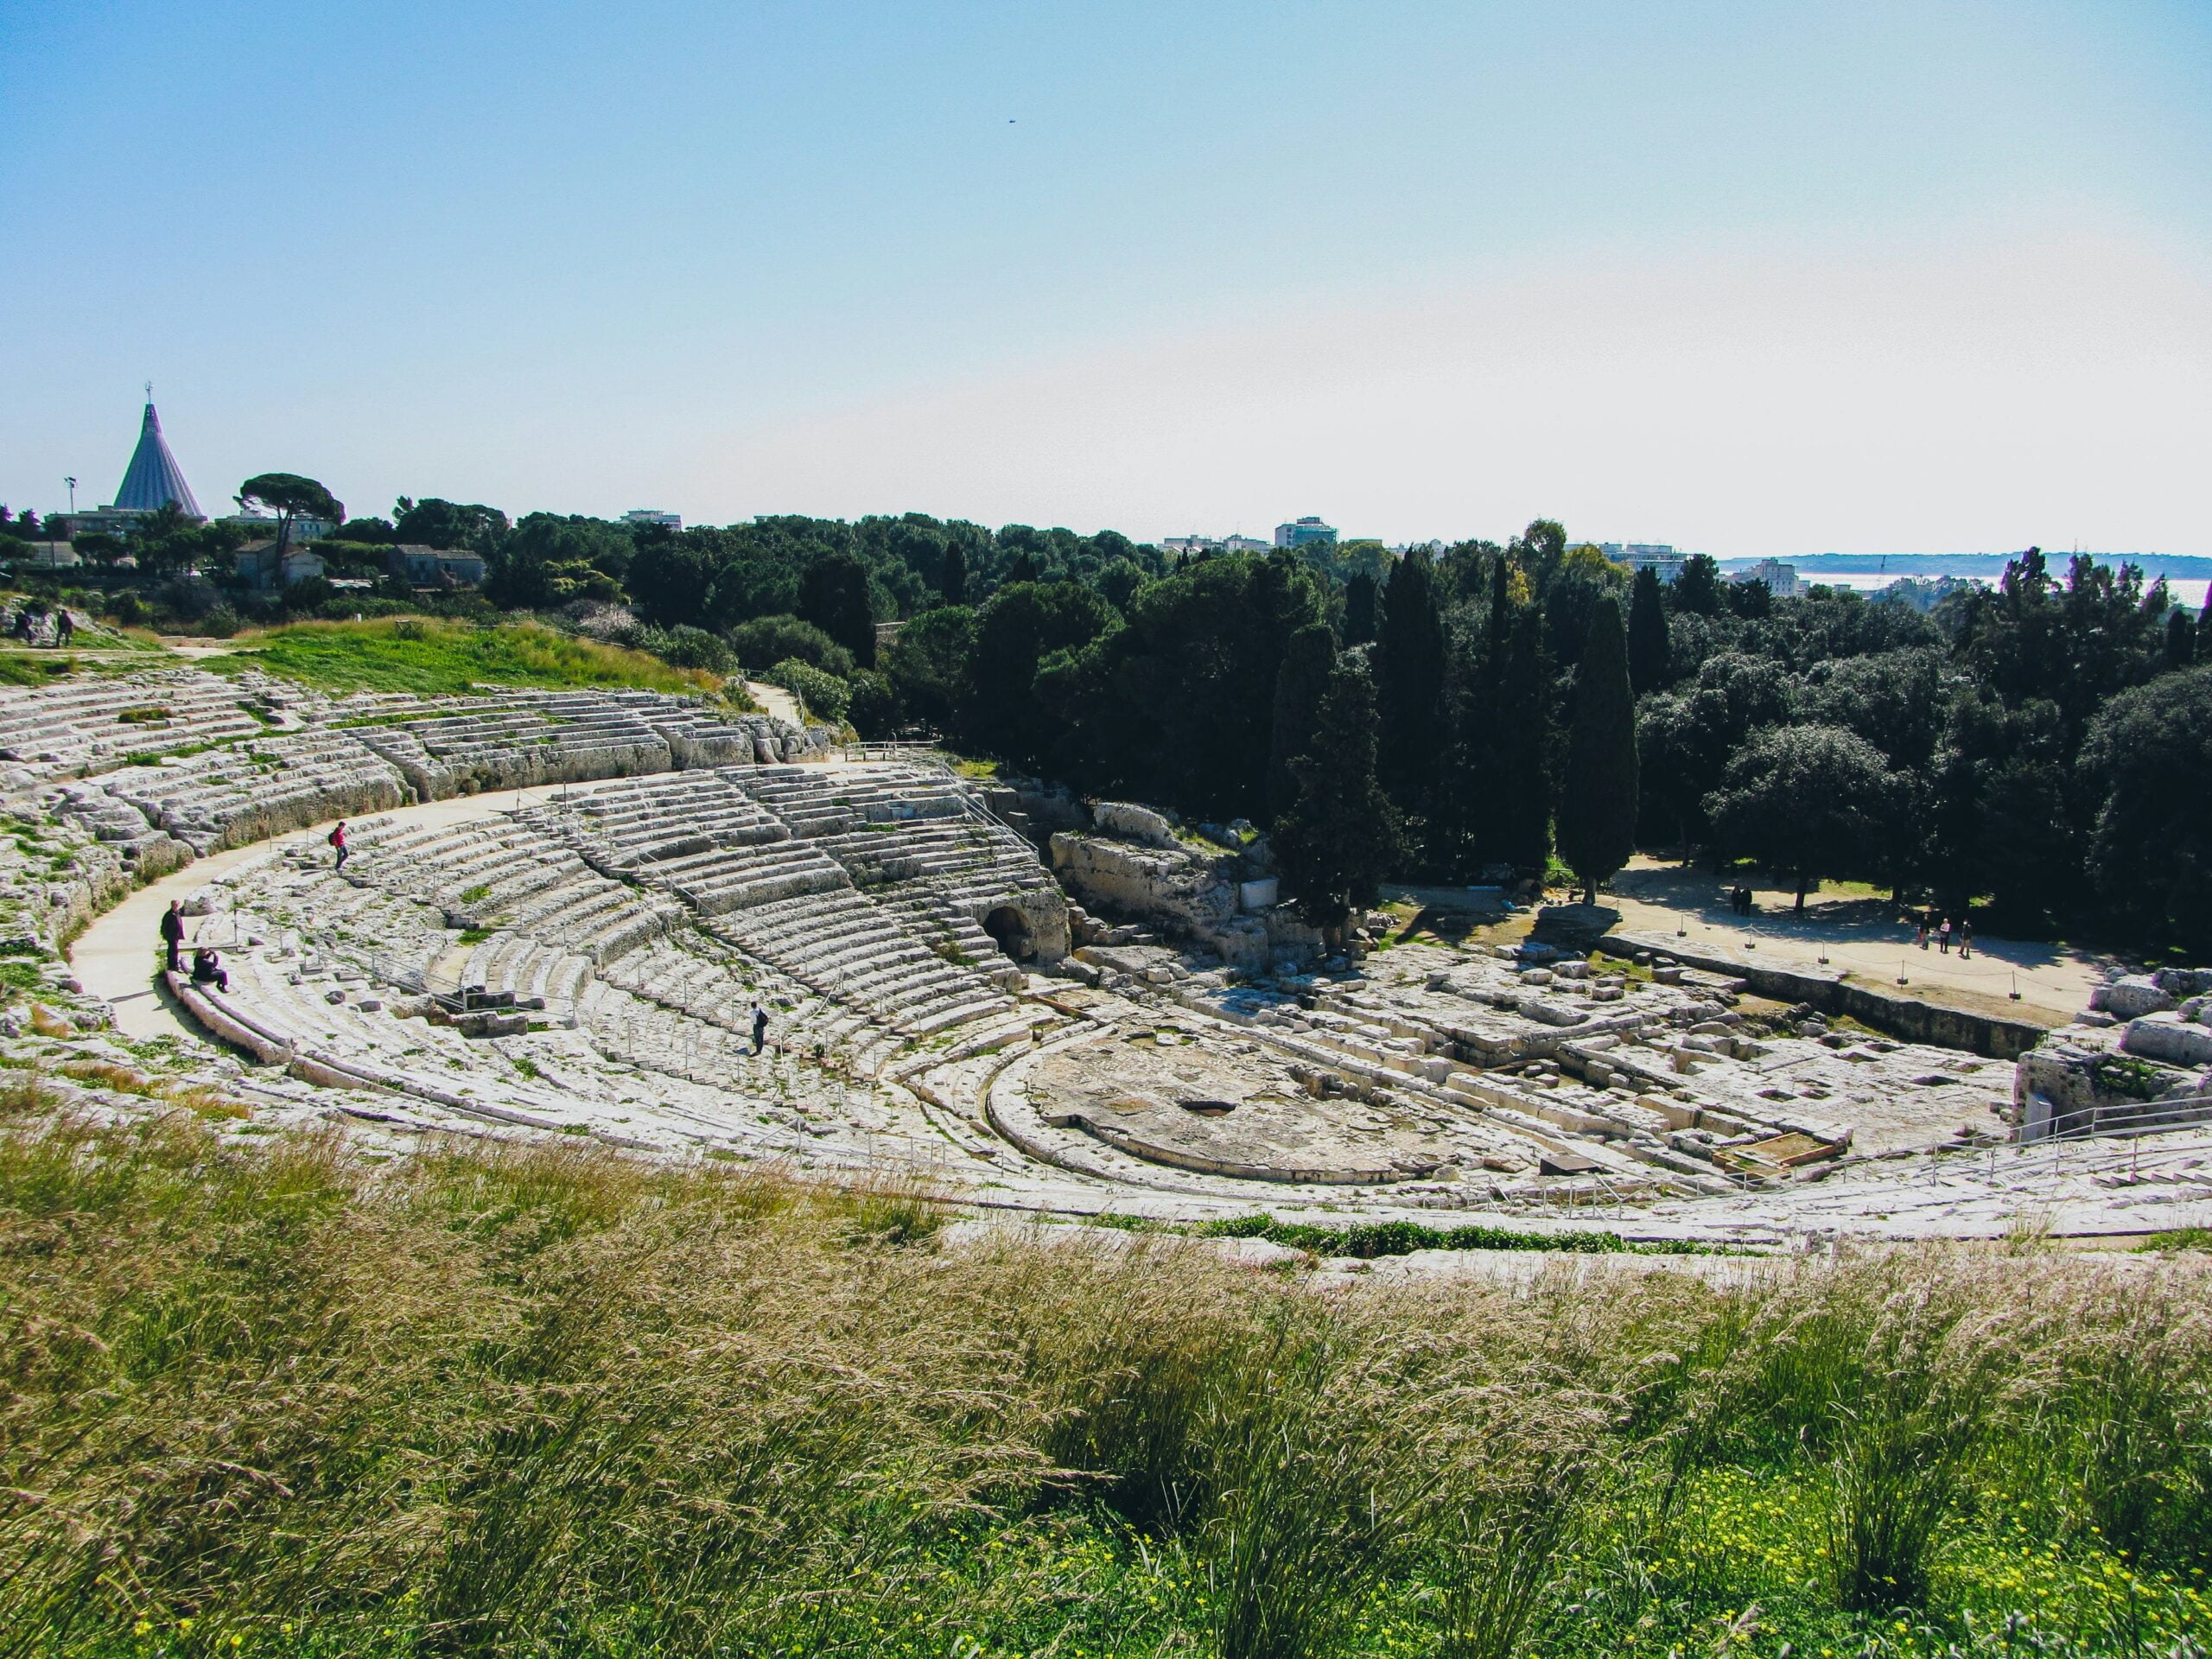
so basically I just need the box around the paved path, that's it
[743,678,803,724]
[1605,858,2113,1023]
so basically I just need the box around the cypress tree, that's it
[1490,604,1554,874]
[1427,653,1487,880]
[1557,594,1640,905]
[1485,551,1512,683]
[2167,607,2196,671]
[940,541,967,606]
[1268,622,1336,822]
[1627,563,1669,695]
[1342,571,1377,645]
[1373,548,1446,815]
[1274,662,1402,938]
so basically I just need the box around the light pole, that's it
[64,477,76,514]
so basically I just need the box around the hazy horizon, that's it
[4,1,2206,560]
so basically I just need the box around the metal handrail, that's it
[2024,1090,2212,1144]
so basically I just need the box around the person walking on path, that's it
[1916,914,1927,949]
[750,1001,769,1055]
[159,900,185,971]
[1960,917,1973,959]
[328,820,348,871]
[1939,917,1952,954]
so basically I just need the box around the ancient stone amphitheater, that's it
[10,666,2212,1247]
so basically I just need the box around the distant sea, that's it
[1715,553,2211,612]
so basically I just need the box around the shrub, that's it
[765,657,850,722]
[727,613,855,679]
[846,668,901,738]
[654,623,734,675]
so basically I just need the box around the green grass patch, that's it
[2139,1226,2212,1253]
[0,1117,2206,1659]
[1198,1212,1643,1256]
[213,616,721,697]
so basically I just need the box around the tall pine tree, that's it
[1627,563,1669,695]
[1268,623,1336,822]
[1557,594,1640,905]
[1275,662,1402,938]
[1373,547,1446,818]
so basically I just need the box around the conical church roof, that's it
[113,399,200,517]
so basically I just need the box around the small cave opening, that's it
[982,906,1034,961]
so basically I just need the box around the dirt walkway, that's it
[1605,857,2113,1022]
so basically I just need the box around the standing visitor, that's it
[1939,917,1952,954]
[751,1001,768,1055]
[54,610,73,647]
[1960,917,1973,959]
[328,820,348,871]
[1916,915,1927,949]
[159,899,185,971]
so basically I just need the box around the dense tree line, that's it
[23,479,2210,952]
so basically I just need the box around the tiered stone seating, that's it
[353,703,672,798]
[344,817,678,966]
[95,731,406,852]
[730,765,970,836]
[713,887,1014,1036]
[0,670,265,790]
[521,771,787,872]
[598,937,905,1071]
[459,930,598,1011]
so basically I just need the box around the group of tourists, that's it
[158,900,228,989]
[1913,909,1974,958]
[8,606,73,646]
[1726,884,1755,916]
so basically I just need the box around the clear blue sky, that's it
[3,0,2207,556]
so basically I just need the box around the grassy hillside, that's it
[213,616,726,697]
[0,1107,2206,1659]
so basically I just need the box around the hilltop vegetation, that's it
[0,1108,2207,1659]
[213,617,728,699]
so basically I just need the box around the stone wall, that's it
[1048,830,1303,974]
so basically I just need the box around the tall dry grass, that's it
[1,1108,2209,1658]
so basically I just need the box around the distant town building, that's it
[1732,558,1802,599]
[8,543,81,570]
[389,545,487,588]
[220,509,336,545]
[1161,533,1271,557]
[1599,543,1688,580]
[59,394,202,540]
[1274,517,1338,550]
[113,396,200,517]
[623,509,683,531]
[234,544,331,589]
